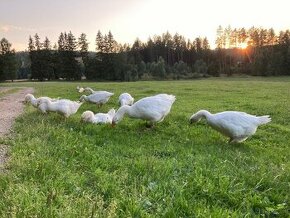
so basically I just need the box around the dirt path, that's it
[0,87,34,172]
[0,87,12,94]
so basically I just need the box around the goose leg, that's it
[229,136,248,143]
[145,122,154,128]
[235,136,248,143]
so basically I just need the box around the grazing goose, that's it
[118,93,134,106]
[112,94,176,127]
[81,109,115,124]
[189,110,271,143]
[24,94,55,108]
[38,99,83,118]
[79,91,114,106]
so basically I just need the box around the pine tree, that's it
[162,31,173,65]
[131,38,143,65]
[107,31,116,53]
[28,36,35,52]
[42,37,53,79]
[43,37,51,50]
[34,33,42,50]
[78,33,89,61]
[0,38,17,81]
[67,31,77,51]
[239,28,247,43]
[96,30,104,53]
[28,35,36,79]
[30,33,44,80]
[78,33,89,78]
[58,32,65,51]
[63,31,80,80]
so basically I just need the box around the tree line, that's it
[215,26,290,76]
[0,26,289,81]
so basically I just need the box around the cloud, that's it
[1,25,10,32]
[0,24,36,33]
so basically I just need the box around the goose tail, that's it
[257,115,271,125]
[171,95,176,103]
[164,94,176,103]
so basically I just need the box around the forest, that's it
[0,26,290,81]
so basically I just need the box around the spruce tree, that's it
[0,38,17,81]
[64,31,80,80]
[96,30,104,53]
[78,33,89,78]
[42,37,53,79]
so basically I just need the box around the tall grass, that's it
[0,77,289,217]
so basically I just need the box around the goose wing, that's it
[210,112,258,137]
[133,96,174,121]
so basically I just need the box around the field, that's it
[0,77,289,217]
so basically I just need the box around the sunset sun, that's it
[239,42,248,49]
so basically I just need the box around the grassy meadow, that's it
[0,77,289,217]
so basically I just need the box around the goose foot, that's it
[229,136,248,144]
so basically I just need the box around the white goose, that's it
[112,94,176,127]
[189,110,271,143]
[118,93,134,106]
[81,109,115,124]
[79,91,114,106]
[38,99,83,118]
[24,94,55,108]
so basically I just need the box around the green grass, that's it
[0,77,289,217]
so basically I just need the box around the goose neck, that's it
[198,110,212,119]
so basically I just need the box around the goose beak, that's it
[111,121,116,128]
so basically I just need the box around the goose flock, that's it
[24,86,271,143]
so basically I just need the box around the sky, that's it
[0,0,289,51]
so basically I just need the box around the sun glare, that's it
[239,42,248,49]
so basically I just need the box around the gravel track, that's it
[0,87,34,172]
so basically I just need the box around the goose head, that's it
[78,87,85,93]
[24,94,34,103]
[111,115,119,126]
[81,110,94,122]
[189,110,211,124]
[111,105,129,126]
[189,115,201,124]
